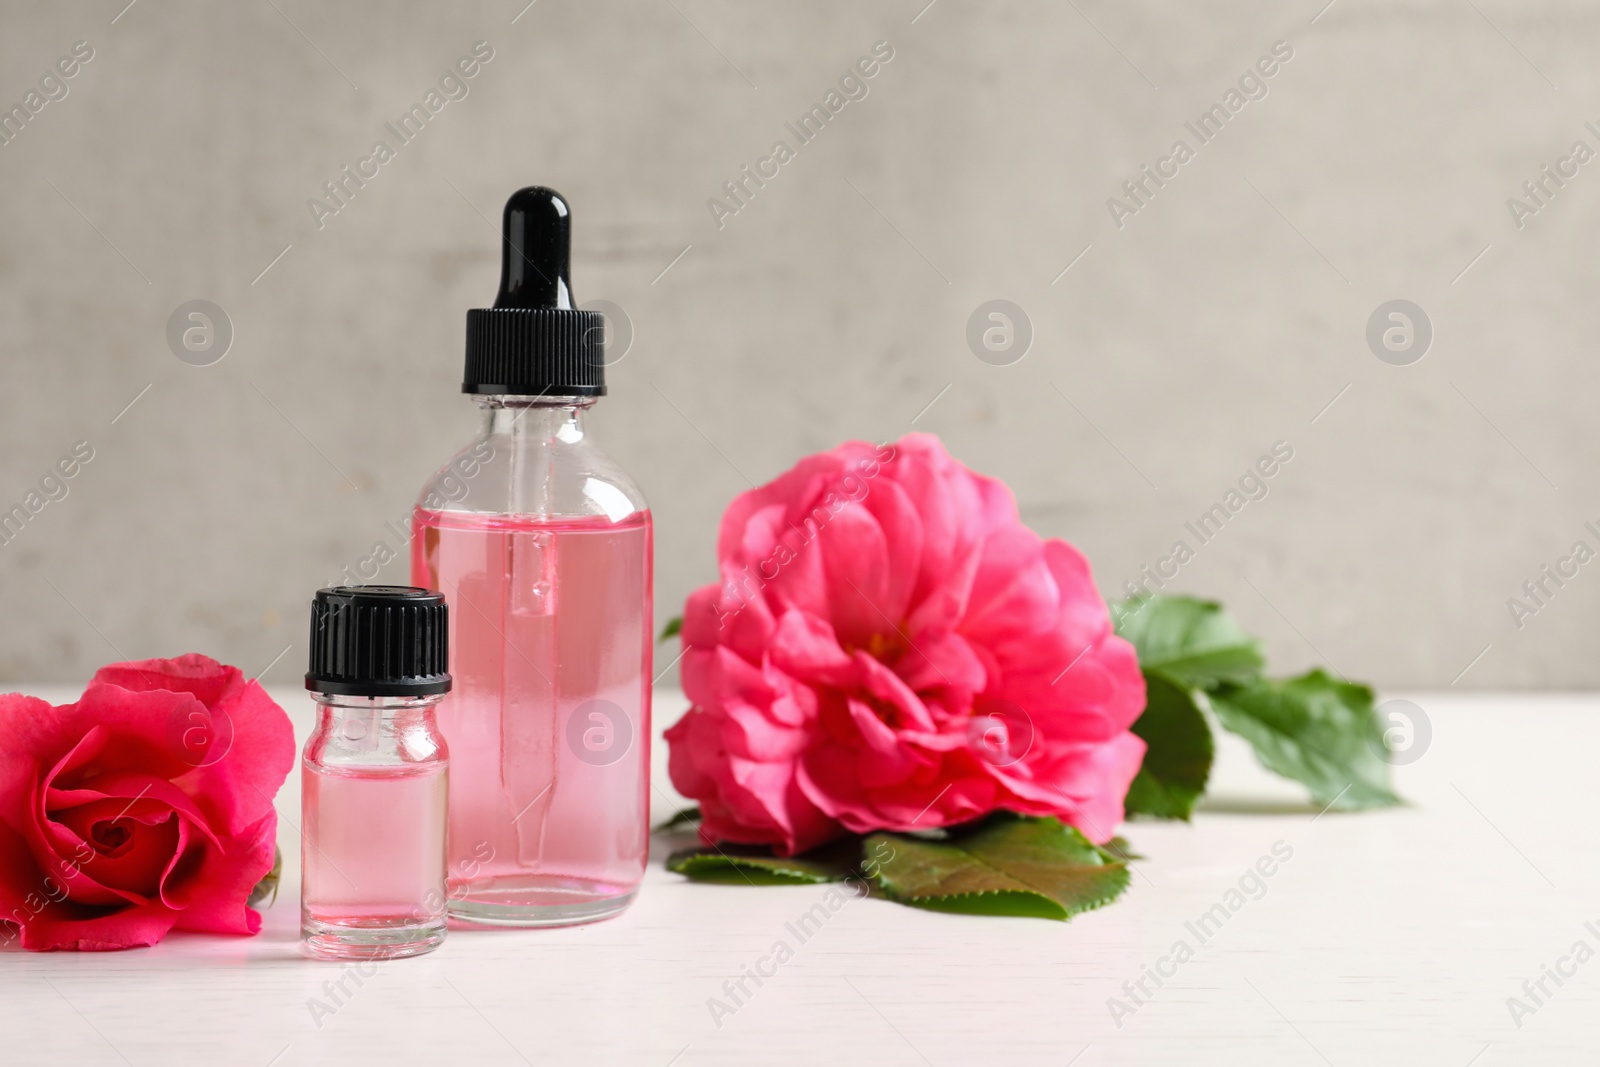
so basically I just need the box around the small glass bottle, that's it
[301,586,452,960]
[411,187,651,927]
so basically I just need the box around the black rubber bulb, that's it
[494,186,573,310]
[461,184,602,396]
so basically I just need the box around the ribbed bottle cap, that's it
[305,586,452,697]
[462,186,606,396]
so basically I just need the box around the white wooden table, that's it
[2,687,1593,1065]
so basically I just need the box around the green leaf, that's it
[1124,672,1213,820]
[248,846,282,908]
[1114,595,1264,689]
[659,617,683,643]
[653,806,701,832]
[667,840,858,885]
[865,816,1129,920]
[1209,669,1401,810]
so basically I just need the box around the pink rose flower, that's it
[0,654,294,951]
[666,433,1147,855]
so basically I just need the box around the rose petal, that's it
[51,799,179,898]
[165,811,274,935]
[17,900,179,952]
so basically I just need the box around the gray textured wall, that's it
[0,0,1593,688]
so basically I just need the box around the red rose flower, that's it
[0,654,294,951]
[666,433,1147,855]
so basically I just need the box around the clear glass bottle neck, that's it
[477,395,595,443]
[311,692,444,715]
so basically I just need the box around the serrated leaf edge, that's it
[867,827,1133,921]
[666,849,844,884]
[880,867,1131,920]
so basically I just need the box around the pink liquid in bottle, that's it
[412,507,651,925]
[302,765,447,926]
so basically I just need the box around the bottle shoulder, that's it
[302,707,448,771]
[416,429,648,522]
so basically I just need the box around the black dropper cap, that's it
[462,186,605,397]
[305,586,452,697]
